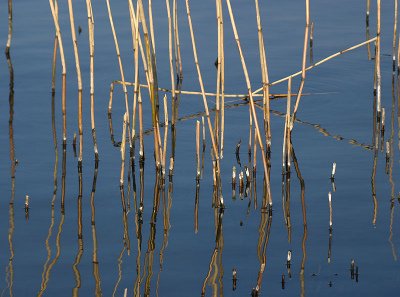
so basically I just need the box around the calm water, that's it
[1,0,400,296]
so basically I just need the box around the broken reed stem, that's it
[25,195,29,210]
[394,0,398,71]
[67,0,83,164]
[86,0,98,160]
[120,113,128,186]
[331,162,336,179]
[289,0,309,130]
[225,0,272,207]
[232,166,236,185]
[253,37,377,93]
[328,192,332,229]
[196,120,200,179]
[283,76,292,175]
[162,95,169,177]
[106,0,132,150]
[185,0,221,184]
[255,0,271,151]
[377,0,381,117]
[49,0,67,145]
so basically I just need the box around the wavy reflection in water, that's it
[3,48,15,296]
[255,208,272,293]
[72,169,84,296]
[201,208,224,297]
[291,143,307,297]
[371,116,380,225]
[90,161,102,296]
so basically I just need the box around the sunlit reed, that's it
[226,0,272,208]
[120,113,128,186]
[6,0,12,55]
[394,0,398,71]
[196,120,200,179]
[376,0,381,117]
[331,162,336,180]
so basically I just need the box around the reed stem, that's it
[120,113,128,186]
[225,0,272,207]
[393,0,398,71]
[162,95,169,177]
[196,120,200,179]
[376,0,381,117]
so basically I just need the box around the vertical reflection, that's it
[4,47,15,297]
[201,209,224,297]
[195,178,200,233]
[366,14,372,60]
[90,161,102,296]
[72,168,84,296]
[120,186,130,255]
[255,209,272,293]
[108,113,117,146]
[371,116,379,225]
[291,144,307,297]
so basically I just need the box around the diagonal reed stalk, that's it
[86,0,99,160]
[49,0,67,146]
[289,0,309,131]
[185,0,223,206]
[106,0,133,153]
[225,0,272,208]
[67,0,83,165]
[254,0,271,152]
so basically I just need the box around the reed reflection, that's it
[3,47,15,297]
[90,161,102,296]
[201,208,224,297]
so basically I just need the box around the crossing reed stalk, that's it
[225,0,272,207]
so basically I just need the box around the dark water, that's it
[1,0,400,296]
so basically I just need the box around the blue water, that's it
[1,0,400,296]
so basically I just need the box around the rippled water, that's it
[1,0,400,296]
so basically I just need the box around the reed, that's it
[6,0,12,55]
[253,37,377,93]
[328,192,332,229]
[394,0,398,71]
[49,0,67,146]
[367,0,370,21]
[218,0,225,159]
[86,0,98,160]
[289,0,309,130]
[67,0,83,165]
[376,0,381,117]
[25,195,29,210]
[331,162,336,180]
[166,0,176,123]
[310,22,314,64]
[185,0,222,203]
[232,166,236,186]
[105,0,132,150]
[162,95,169,178]
[196,120,200,179]
[282,76,292,174]
[254,0,271,151]
[249,110,252,154]
[120,113,127,186]
[225,0,272,207]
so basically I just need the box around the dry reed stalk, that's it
[328,192,332,229]
[289,0,309,130]
[67,0,83,164]
[282,77,292,174]
[105,0,132,149]
[394,0,398,71]
[253,127,257,173]
[138,88,144,159]
[120,113,128,186]
[217,0,225,158]
[165,0,176,111]
[253,37,377,93]
[138,0,160,167]
[185,0,222,183]
[202,116,206,147]
[249,110,252,154]
[25,195,29,210]
[50,0,58,92]
[232,166,236,185]
[196,120,200,179]
[173,0,183,79]
[162,95,169,177]
[331,163,336,180]
[49,0,67,145]
[6,0,12,55]
[386,140,390,159]
[86,0,98,160]
[255,0,271,151]
[367,0,370,21]
[225,0,272,207]
[377,0,381,117]
[382,107,385,131]
[398,30,400,72]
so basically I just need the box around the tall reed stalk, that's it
[377,0,381,117]
[290,0,309,131]
[49,0,67,146]
[120,113,127,186]
[138,0,161,167]
[225,0,272,208]
[162,95,169,178]
[106,0,132,150]
[393,0,398,71]
[166,0,176,113]
[283,76,291,175]
[86,0,99,160]
[254,0,271,151]
[51,0,58,92]
[67,0,83,165]
[173,0,183,79]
